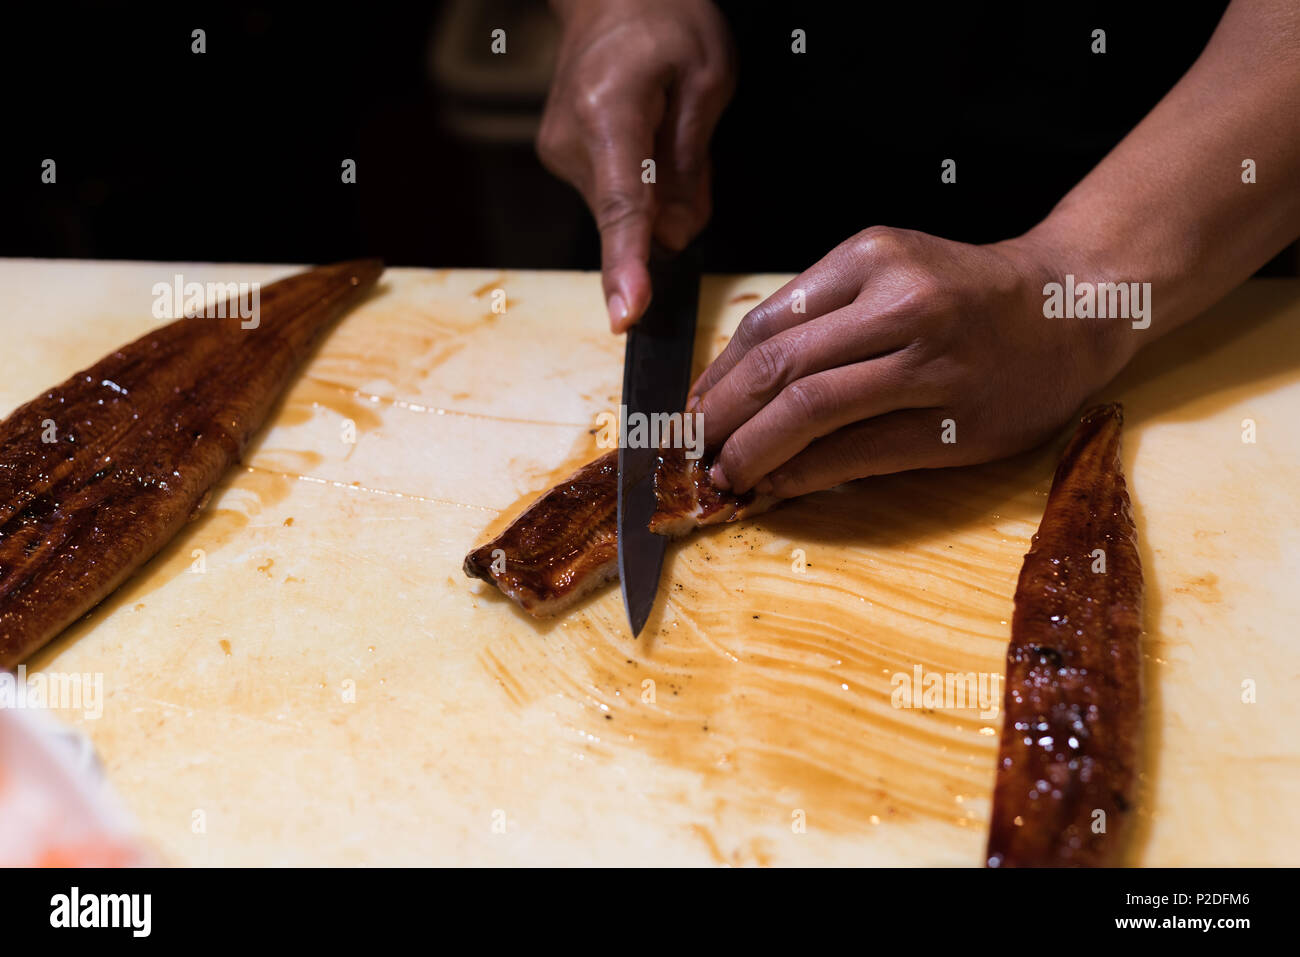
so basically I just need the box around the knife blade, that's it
[617,244,700,637]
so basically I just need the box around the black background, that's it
[6,1,1290,276]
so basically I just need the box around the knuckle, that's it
[744,342,791,398]
[626,28,673,64]
[850,225,901,261]
[574,67,649,130]
[666,191,710,232]
[593,191,646,231]
[534,123,563,166]
[782,378,829,424]
[576,86,613,127]
[732,308,772,351]
[895,338,939,382]
[842,226,915,267]
[900,269,956,316]
[692,64,730,99]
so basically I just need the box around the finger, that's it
[758,408,952,499]
[695,302,915,447]
[710,353,929,493]
[601,225,652,332]
[589,115,661,332]
[535,103,589,190]
[654,159,711,252]
[688,244,866,403]
[653,79,725,250]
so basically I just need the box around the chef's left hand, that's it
[687,226,1138,497]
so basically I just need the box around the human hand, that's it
[538,0,734,331]
[687,226,1139,497]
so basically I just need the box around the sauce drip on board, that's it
[473,441,1061,854]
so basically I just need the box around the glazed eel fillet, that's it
[464,445,776,616]
[0,260,383,669]
[987,403,1143,867]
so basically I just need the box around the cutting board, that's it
[3,259,1297,866]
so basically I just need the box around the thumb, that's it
[590,129,657,332]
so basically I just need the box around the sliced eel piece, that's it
[0,260,384,669]
[986,403,1142,867]
[647,445,777,537]
[463,446,776,617]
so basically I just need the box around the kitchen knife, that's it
[617,243,701,637]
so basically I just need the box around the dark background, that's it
[5,0,1291,275]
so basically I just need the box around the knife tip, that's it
[620,579,655,639]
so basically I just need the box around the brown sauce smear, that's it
[282,377,384,431]
[476,446,1058,837]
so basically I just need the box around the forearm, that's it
[1008,0,1300,349]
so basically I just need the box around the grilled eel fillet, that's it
[987,403,1142,867]
[464,445,776,616]
[0,260,384,669]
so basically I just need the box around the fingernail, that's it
[755,477,773,496]
[709,462,729,490]
[686,393,702,414]
[607,292,628,330]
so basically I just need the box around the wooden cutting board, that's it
[3,259,1297,866]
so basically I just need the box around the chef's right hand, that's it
[538,0,734,332]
